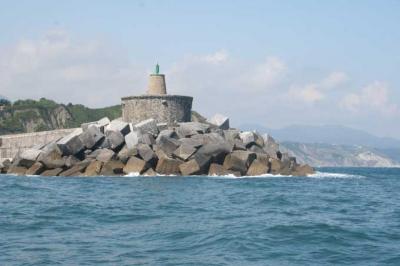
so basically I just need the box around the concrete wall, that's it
[0,128,76,160]
[121,95,193,124]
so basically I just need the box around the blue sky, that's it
[0,1,399,137]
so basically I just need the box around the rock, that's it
[155,157,182,175]
[140,133,156,146]
[263,134,280,157]
[57,128,84,156]
[81,117,110,132]
[143,168,157,176]
[269,158,282,174]
[179,159,203,175]
[59,162,90,177]
[156,122,168,132]
[192,133,225,145]
[26,162,45,175]
[7,166,27,175]
[83,160,103,176]
[136,144,157,165]
[256,153,270,165]
[173,143,197,161]
[41,168,64,177]
[123,156,148,174]
[196,142,232,164]
[116,145,132,163]
[96,149,115,163]
[106,120,130,136]
[176,122,210,137]
[292,164,314,176]
[248,144,265,154]
[100,160,125,176]
[192,153,212,173]
[208,163,241,177]
[179,138,203,148]
[125,130,141,151]
[79,125,104,149]
[246,159,269,176]
[156,129,178,143]
[208,114,229,130]
[191,110,208,123]
[105,130,125,150]
[253,131,265,147]
[223,150,256,175]
[18,148,42,168]
[0,159,11,173]
[134,118,159,136]
[239,131,256,147]
[233,139,247,151]
[223,129,240,144]
[65,155,80,168]
[157,135,181,156]
[39,146,66,169]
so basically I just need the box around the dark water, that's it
[1,168,400,265]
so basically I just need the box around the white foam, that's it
[308,171,365,179]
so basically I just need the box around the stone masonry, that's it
[122,95,193,124]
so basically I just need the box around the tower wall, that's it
[147,74,167,95]
[121,95,193,124]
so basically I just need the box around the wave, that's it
[308,171,366,179]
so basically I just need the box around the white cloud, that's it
[0,29,146,107]
[287,71,348,104]
[288,84,324,103]
[320,71,348,89]
[340,81,399,116]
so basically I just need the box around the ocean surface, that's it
[1,168,400,265]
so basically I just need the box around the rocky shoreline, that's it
[0,115,314,177]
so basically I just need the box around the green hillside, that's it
[0,98,121,135]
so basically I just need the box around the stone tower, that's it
[147,63,167,95]
[121,64,193,125]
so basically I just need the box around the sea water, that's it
[1,168,399,265]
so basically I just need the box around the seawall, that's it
[0,128,77,160]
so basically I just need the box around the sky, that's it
[0,0,399,138]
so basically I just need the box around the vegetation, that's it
[0,98,121,135]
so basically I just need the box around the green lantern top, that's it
[154,63,160,74]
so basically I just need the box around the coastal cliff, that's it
[0,98,121,135]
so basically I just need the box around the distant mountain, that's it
[280,142,399,167]
[240,124,400,149]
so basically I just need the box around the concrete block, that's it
[246,159,269,176]
[137,144,157,164]
[179,159,203,175]
[83,160,103,176]
[79,125,104,149]
[7,166,27,175]
[156,135,180,156]
[123,156,148,174]
[96,149,115,163]
[106,120,130,136]
[140,133,156,146]
[173,143,197,161]
[208,163,241,177]
[19,148,42,168]
[100,160,124,176]
[57,128,84,156]
[223,150,256,175]
[239,131,256,147]
[105,130,125,150]
[208,113,229,130]
[41,168,64,177]
[176,122,210,137]
[155,157,182,175]
[134,118,159,136]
